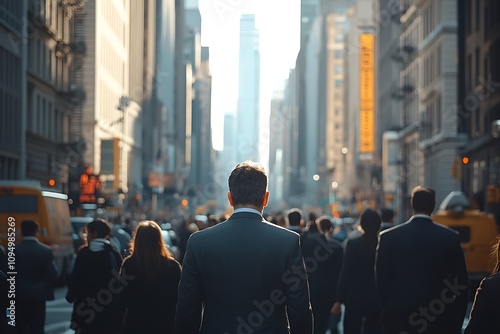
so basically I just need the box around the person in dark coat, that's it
[15,220,57,334]
[176,161,313,334]
[332,208,382,334]
[376,186,469,334]
[301,216,343,334]
[66,218,122,334]
[114,220,181,333]
[465,235,500,334]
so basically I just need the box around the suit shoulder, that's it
[481,272,500,288]
[432,221,460,236]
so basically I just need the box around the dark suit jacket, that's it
[15,238,57,300]
[176,211,313,334]
[376,216,469,334]
[337,233,379,312]
[300,231,343,310]
[464,272,500,334]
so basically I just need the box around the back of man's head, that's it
[411,186,435,215]
[316,216,333,234]
[21,220,39,237]
[228,161,268,207]
[287,208,303,227]
[86,218,112,239]
[360,208,381,235]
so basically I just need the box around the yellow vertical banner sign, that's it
[359,33,375,156]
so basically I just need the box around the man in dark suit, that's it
[176,161,313,334]
[301,216,342,334]
[376,186,468,334]
[15,220,57,334]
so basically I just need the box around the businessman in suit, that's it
[16,219,57,334]
[301,216,343,334]
[376,186,468,334]
[176,161,313,334]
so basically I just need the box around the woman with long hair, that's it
[114,221,181,333]
[465,235,500,333]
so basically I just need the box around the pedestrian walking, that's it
[376,186,468,334]
[332,208,382,334]
[66,218,122,334]
[176,161,313,333]
[15,220,57,334]
[301,216,343,334]
[464,234,500,334]
[114,221,181,333]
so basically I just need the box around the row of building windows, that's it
[1,1,23,32]
[28,92,69,143]
[28,0,72,42]
[0,157,19,180]
[0,48,22,150]
[423,44,442,87]
[0,48,21,88]
[28,37,70,91]
[422,0,441,40]
[421,93,442,140]
[0,89,21,150]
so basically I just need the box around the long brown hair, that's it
[492,235,500,275]
[128,221,172,283]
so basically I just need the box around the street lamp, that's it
[116,96,130,193]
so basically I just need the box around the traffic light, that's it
[181,199,188,207]
[48,179,56,187]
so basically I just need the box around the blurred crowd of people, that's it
[0,162,499,334]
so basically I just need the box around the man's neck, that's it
[233,204,263,212]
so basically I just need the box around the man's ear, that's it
[262,191,269,207]
[227,192,234,206]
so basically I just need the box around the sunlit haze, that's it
[194,0,300,163]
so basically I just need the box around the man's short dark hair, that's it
[380,208,395,222]
[228,161,268,207]
[411,186,435,215]
[86,218,112,239]
[316,216,333,234]
[287,208,303,227]
[360,208,381,234]
[21,220,39,237]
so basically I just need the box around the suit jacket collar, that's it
[228,211,264,222]
[408,215,433,223]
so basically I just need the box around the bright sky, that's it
[194,0,301,162]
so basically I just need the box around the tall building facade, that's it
[74,0,142,199]
[397,0,462,218]
[236,14,260,163]
[376,0,402,215]
[458,0,500,222]
[185,7,215,207]
[0,1,27,180]
[341,0,378,214]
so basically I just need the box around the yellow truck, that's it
[432,191,498,287]
[0,181,74,285]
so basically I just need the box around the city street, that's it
[44,285,472,334]
[45,287,73,334]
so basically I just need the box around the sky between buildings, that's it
[187,0,301,163]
